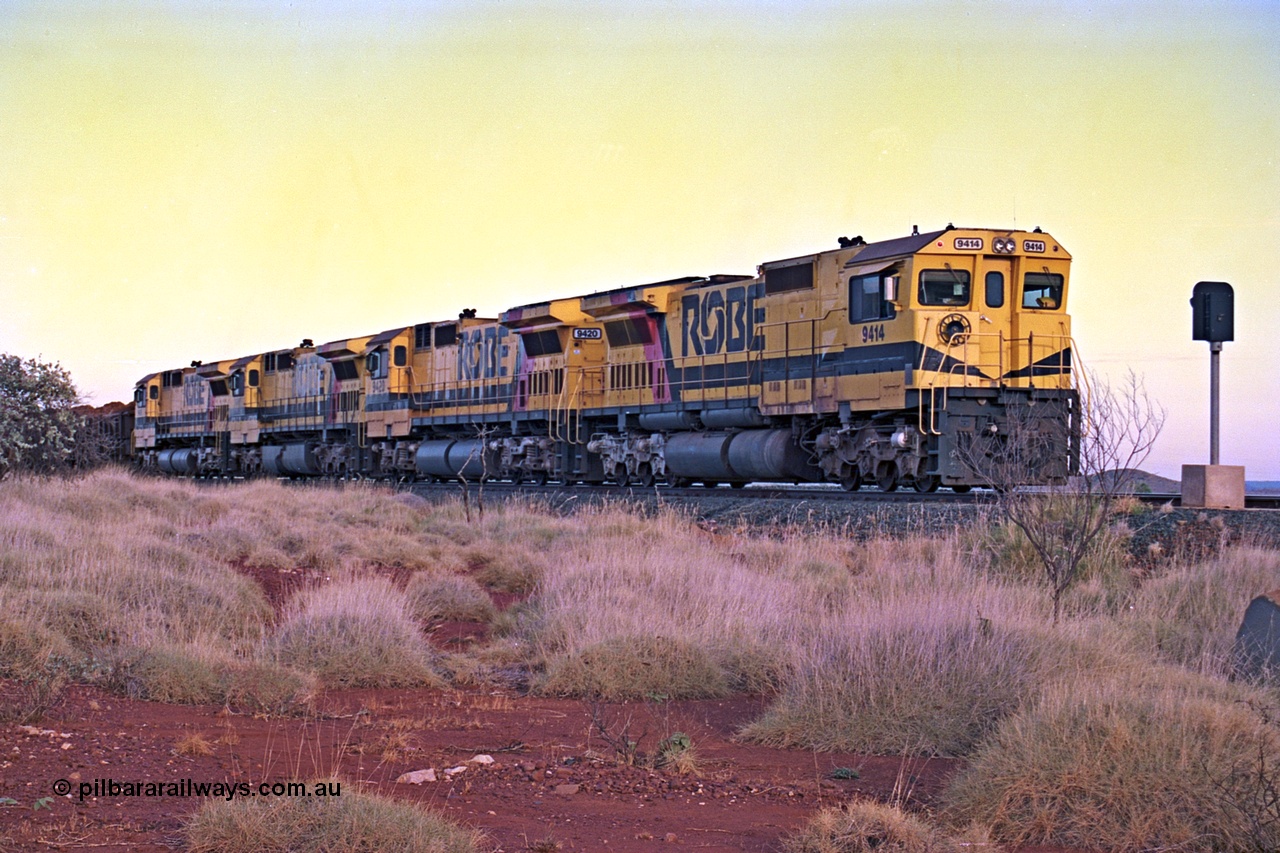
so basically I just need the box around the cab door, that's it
[571,328,606,409]
[980,258,1015,386]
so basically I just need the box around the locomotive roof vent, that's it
[837,235,865,248]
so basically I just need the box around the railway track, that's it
[404,480,1280,510]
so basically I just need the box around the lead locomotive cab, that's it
[802,227,1075,492]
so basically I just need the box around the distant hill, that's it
[1096,470,1280,495]
[1094,469,1181,494]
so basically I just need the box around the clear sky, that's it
[1,1,1276,478]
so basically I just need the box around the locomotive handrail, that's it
[754,316,821,409]
[914,328,1074,436]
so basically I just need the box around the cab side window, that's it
[848,274,897,323]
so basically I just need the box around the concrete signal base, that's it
[1182,464,1246,509]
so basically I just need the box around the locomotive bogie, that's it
[586,432,666,485]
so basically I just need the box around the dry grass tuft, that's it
[126,645,228,704]
[541,635,730,701]
[405,573,497,624]
[1125,546,1280,674]
[945,672,1280,851]
[783,800,960,853]
[175,732,216,757]
[743,607,1067,756]
[0,616,73,682]
[185,783,483,853]
[221,661,318,715]
[270,577,445,689]
[102,644,317,712]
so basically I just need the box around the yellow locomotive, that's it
[134,225,1076,491]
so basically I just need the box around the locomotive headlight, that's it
[993,237,1015,254]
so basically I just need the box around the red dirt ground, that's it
[2,684,957,852]
[1,562,1078,852]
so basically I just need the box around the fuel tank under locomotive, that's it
[156,448,198,476]
[414,439,491,480]
[261,444,322,477]
[664,429,820,483]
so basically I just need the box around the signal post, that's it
[1181,281,1244,509]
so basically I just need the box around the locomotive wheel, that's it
[729,481,746,489]
[613,465,630,487]
[636,463,655,488]
[875,464,899,492]
[703,480,720,489]
[532,470,549,486]
[511,470,525,485]
[951,484,972,494]
[840,470,862,492]
[914,475,940,494]
[671,477,690,488]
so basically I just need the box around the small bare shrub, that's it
[270,577,444,689]
[972,512,1135,615]
[185,784,483,853]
